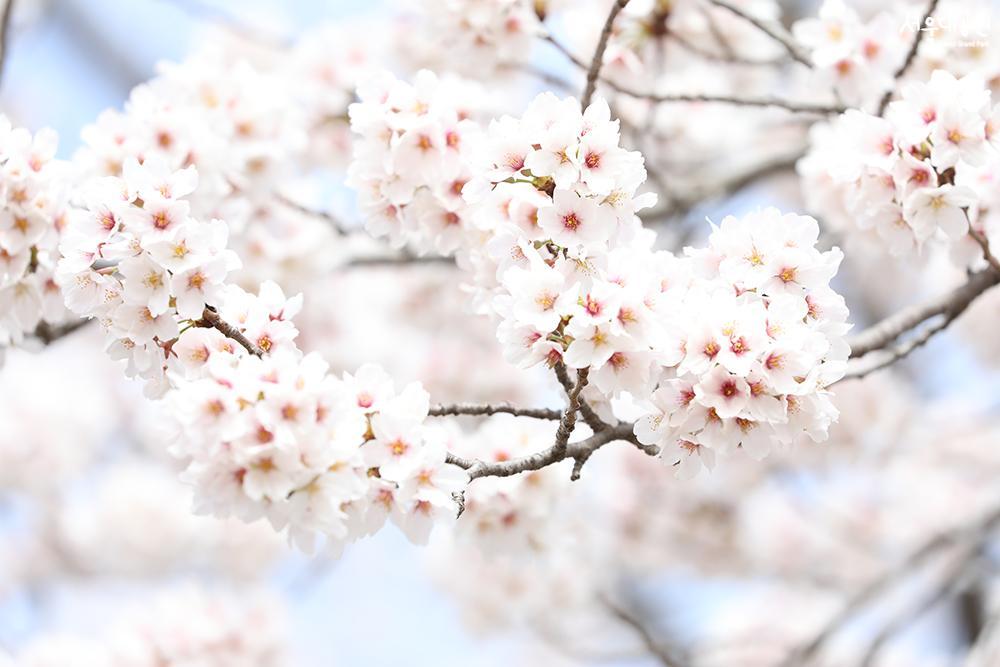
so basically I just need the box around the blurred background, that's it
[3,0,1000,666]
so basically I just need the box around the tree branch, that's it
[581,0,631,108]
[196,307,264,357]
[0,0,15,89]
[553,367,589,457]
[704,0,812,67]
[544,35,842,114]
[275,193,349,236]
[554,360,607,433]
[428,402,562,420]
[780,502,1000,666]
[843,269,1000,361]
[32,318,91,345]
[876,0,940,116]
[601,596,686,667]
[446,421,651,481]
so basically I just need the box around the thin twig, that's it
[428,402,562,421]
[705,0,812,67]
[876,0,940,115]
[545,35,842,114]
[196,307,264,357]
[275,193,349,236]
[581,0,631,108]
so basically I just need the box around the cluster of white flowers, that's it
[410,0,541,74]
[56,161,241,397]
[0,118,74,347]
[635,209,849,477]
[346,70,485,256]
[8,586,289,667]
[73,42,343,292]
[800,70,1000,259]
[792,0,910,107]
[168,352,467,553]
[462,91,657,385]
[348,74,851,477]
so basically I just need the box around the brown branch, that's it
[0,0,15,89]
[970,227,1000,274]
[428,403,562,421]
[554,360,607,433]
[704,0,812,67]
[196,307,264,357]
[446,421,651,481]
[32,318,91,345]
[343,254,455,269]
[553,367,589,457]
[581,0,631,108]
[876,0,940,115]
[844,269,1000,361]
[781,502,1000,666]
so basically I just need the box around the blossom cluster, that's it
[0,118,74,348]
[168,351,467,553]
[800,70,1000,260]
[56,160,241,397]
[347,74,851,476]
[463,91,657,387]
[73,42,340,292]
[636,210,849,477]
[7,586,289,667]
[408,0,541,75]
[792,0,910,107]
[346,70,485,256]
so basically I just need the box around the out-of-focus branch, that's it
[428,403,562,421]
[342,253,456,269]
[581,0,631,108]
[32,318,91,345]
[876,0,940,115]
[602,596,686,667]
[781,502,1000,666]
[0,0,15,89]
[196,307,264,357]
[545,35,842,114]
[704,0,812,67]
[275,194,350,236]
[839,269,1000,381]
[970,228,1000,274]
[857,550,983,667]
